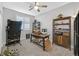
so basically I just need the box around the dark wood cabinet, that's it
[53,16,71,49]
[62,35,70,48]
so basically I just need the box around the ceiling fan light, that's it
[36,2,40,6]
[34,6,39,10]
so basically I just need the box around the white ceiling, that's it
[2,2,70,16]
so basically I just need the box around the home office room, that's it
[0,1,79,57]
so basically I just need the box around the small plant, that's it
[2,47,18,56]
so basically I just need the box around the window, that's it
[16,16,30,30]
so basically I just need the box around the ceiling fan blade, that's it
[37,9,40,12]
[29,7,34,11]
[29,5,33,8]
[38,5,47,8]
[35,2,37,6]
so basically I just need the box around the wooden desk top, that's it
[31,33,49,38]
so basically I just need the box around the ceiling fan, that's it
[29,2,48,12]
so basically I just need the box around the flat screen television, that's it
[7,19,22,32]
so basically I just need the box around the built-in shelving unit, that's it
[32,20,41,33]
[53,16,71,49]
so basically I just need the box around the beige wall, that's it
[0,3,3,53]
[2,7,35,45]
[35,2,79,48]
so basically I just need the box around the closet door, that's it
[74,13,79,56]
[77,13,79,55]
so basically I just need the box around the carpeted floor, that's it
[2,39,74,56]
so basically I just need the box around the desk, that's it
[30,33,49,51]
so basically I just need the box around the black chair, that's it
[6,19,22,45]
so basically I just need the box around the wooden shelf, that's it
[53,16,71,21]
[54,23,69,25]
[53,16,71,50]
[53,29,69,30]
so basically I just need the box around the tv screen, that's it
[7,19,22,32]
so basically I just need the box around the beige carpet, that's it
[2,39,74,56]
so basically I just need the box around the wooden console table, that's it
[30,33,49,51]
